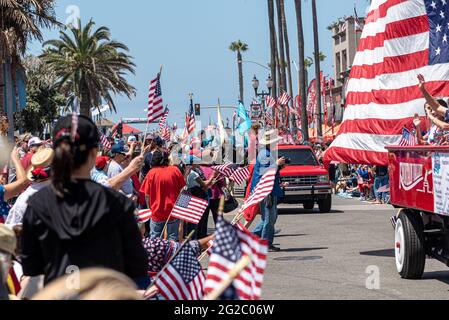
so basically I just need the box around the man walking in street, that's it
[251,129,286,252]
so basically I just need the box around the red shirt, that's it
[140,166,186,222]
[21,153,33,171]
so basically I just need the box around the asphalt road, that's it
[221,196,449,300]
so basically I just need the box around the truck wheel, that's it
[395,210,425,279]
[318,195,332,213]
[303,201,315,210]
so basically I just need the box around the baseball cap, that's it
[110,142,129,155]
[127,136,137,144]
[53,115,100,150]
[0,225,16,256]
[28,137,43,148]
[96,156,110,170]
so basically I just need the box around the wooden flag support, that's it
[203,255,251,301]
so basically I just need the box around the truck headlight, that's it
[318,175,329,183]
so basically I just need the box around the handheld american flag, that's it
[229,166,251,186]
[398,127,417,147]
[325,0,449,166]
[100,132,112,149]
[241,168,277,213]
[187,101,196,135]
[278,92,292,106]
[204,216,268,300]
[155,244,205,300]
[171,191,208,224]
[266,96,277,109]
[147,73,164,123]
[136,209,152,224]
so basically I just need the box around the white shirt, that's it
[5,182,49,227]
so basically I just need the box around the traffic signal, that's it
[195,104,201,116]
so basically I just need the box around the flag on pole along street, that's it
[325,0,449,166]
[159,107,169,130]
[155,244,205,300]
[204,216,268,300]
[398,127,417,147]
[187,100,196,135]
[71,96,79,142]
[229,166,251,186]
[217,102,228,144]
[278,91,292,106]
[266,96,277,109]
[240,167,277,213]
[147,73,164,123]
[171,191,209,224]
[354,4,363,32]
[237,102,252,135]
[265,107,274,126]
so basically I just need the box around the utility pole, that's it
[312,0,323,140]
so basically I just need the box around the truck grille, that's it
[281,176,319,186]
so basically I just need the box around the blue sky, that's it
[28,0,369,131]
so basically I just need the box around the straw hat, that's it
[0,224,16,256]
[26,148,54,182]
[259,129,282,145]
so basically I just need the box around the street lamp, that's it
[251,75,273,125]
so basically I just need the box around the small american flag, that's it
[100,132,112,149]
[147,73,164,123]
[241,168,277,213]
[204,216,268,300]
[171,191,208,224]
[278,92,292,106]
[155,244,205,300]
[212,163,239,177]
[398,127,417,147]
[159,108,169,130]
[229,166,251,186]
[187,101,196,134]
[266,96,277,109]
[136,209,152,223]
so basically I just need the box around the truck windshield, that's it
[278,149,319,166]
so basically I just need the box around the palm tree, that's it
[229,40,248,104]
[294,0,309,142]
[275,0,287,92]
[305,51,326,86]
[41,19,136,117]
[280,0,294,125]
[312,0,323,138]
[267,0,277,98]
[0,0,59,135]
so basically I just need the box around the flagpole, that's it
[203,255,252,301]
[145,230,196,291]
[141,65,163,155]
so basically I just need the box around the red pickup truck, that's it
[277,145,333,213]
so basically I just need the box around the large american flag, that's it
[325,0,449,166]
[204,216,268,300]
[147,73,164,123]
[241,168,277,213]
[398,127,417,146]
[155,244,205,300]
[171,191,208,224]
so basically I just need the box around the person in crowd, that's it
[20,115,148,286]
[202,165,225,226]
[140,150,186,241]
[140,133,159,182]
[185,159,219,239]
[107,142,134,196]
[5,149,54,227]
[373,165,389,205]
[17,134,32,159]
[21,137,44,172]
[251,130,286,252]
[0,148,28,223]
[0,224,17,300]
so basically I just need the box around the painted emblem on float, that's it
[399,162,424,191]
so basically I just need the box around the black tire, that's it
[395,210,425,279]
[318,195,332,213]
[303,201,315,210]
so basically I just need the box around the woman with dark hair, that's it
[20,115,148,286]
[140,150,186,241]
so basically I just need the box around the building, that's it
[329,15,365,123]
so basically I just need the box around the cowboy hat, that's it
[259,129,282,145]
[26,148,54,182]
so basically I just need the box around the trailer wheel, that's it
[318,195,332,213]
[395,210,425,279]
[303,201,315,210]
